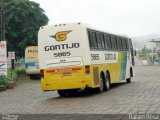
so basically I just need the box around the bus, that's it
[25,46,40,79]
[38,23,135,96]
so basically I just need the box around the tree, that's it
[4,0,49,58]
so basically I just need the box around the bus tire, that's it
[103,72,110,91]
[126,69,132,83]
[57,90,67,97]
[30,75,40,80]
[30,75,34,80]
[95,76,104,93]
[126,78,131,83]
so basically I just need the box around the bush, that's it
[139,53,147,60]
[0,76,9,88]
[15,69,26,77]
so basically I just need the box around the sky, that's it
[32,0,160,37]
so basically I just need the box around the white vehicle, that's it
[38,22,135,96]
[25,46,40,79]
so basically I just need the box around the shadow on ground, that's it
[47,82,132,100]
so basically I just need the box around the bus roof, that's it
[39,22,129,39]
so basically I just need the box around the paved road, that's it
[0,59,160,114]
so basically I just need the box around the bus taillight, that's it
[85,65,90,75]
[40,69,44,78]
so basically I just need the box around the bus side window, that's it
[91,31,98,49]
[122,38,126,50]
[111,35,116,50]
[120,38,123,50]
[107,35,112,49]
[126,39,129,50]
[123,38,126,50]
[104,34,112,50]
[115,37,118,50]
[104,34,108,49]
[96,32,102,49]
[129,39,133,49]
[100,33,105,49]
[117,37,122,50]
[124,38,128,50]
[87,30,94,49]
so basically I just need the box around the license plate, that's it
[63,72,71,76]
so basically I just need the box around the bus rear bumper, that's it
[41,79,86,91]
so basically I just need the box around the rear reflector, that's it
[46,68,82,73]
[85,65,90,75]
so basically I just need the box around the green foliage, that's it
[139,54,147,60]
[4,0,49,58]
[0,76,9,88]
[139,50,146,60]
[138,47,157,60]
[15,69,26,77]
[7,68,17,79]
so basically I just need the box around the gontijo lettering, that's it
[105,53,117,60]
[44,43,80,51]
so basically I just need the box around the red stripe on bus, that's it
[46,68,82,73]
[72,68,82,71]
[46,70,55,73]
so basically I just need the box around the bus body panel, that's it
[89,51,130,84]
[38,24,90,68]
[41,66,87,90]
[38,23,91,90]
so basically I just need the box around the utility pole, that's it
[0,0,5,41]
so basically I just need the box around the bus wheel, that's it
[126,78,131,83]
[95,77,104,93]
[104,72,110,91]
[57,90,67,97]
[30,75,40,80]
[126,70,132,83]
[30,75,35,80]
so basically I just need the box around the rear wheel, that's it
[30,75,40,80]
[29,75,35,79]
[126,70,132,83]
[95,76,104,93]
[57,89,79,97]
[57,90,67,97]
[103,72,110,91]
[126,78,131,83]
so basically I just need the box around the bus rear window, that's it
[45,57,83,68]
